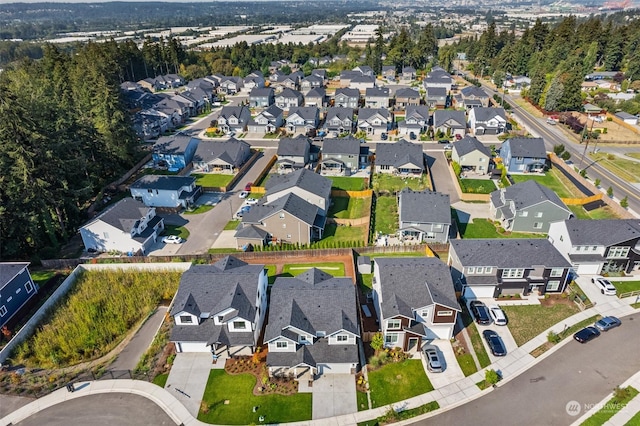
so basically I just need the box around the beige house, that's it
[451,136,492,174]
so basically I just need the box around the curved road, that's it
[417,312,640,426]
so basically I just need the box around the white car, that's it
[546,118,557,125]
[239,191,249,199]
[162,235,183,244]
[591,276,617,296]
[246,198,259,205]
[488,305,508,326]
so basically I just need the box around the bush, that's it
[620,196,629,209]
[485,369,501,385]
[547,331,561,344]
[452,161,462,176]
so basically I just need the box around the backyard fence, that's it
[560,193,603,206]
[619,290,640,299]
[331,189,373,198]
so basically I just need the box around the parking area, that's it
[311,374,357,419]
[421,340,466,389]
[574,275,619,306]
[164,353,221,417]
[147,238,184,256]
[467,299,519,362]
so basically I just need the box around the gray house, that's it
[249,87,274,108]
[320,137,368,176]
[451,136,492,174]
[490,180,572,233]
[398,189,451,243]
[247,104,284,134]
[334,88,360,109]
[460,86,490,108]
[357,108,391,136]
[0,263,38,329]
[499,138,548,174]
[325,107,355,135]
[433,110,467,138]
[130,175,201,209]
[276,135,313,174]
[304,87,327,108]
[423,70,453,92]
[398,105,430,136]
[382,66,396,81]
[286,106,320,135]
[276,88,304,111]
[425,87,447,109]
[468,107,507,135]
[300,75,324,92]
[192,138,252,173]
[375,139,425,176]
[365,87,390,108]
[265,268,360,380]
[218,105,251,134]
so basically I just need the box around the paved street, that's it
[416,312,640,426]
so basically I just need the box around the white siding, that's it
[424,324,455,340]
[130,187,187,208]
[463,285,495,299]
[228,317,252,332]
[80,222,144,254]
[174,312,198,325]
[327,333,357,345]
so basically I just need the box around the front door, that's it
[408,337,419,352]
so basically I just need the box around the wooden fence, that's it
[561,193,603,206]
[606,113,640,136]
[331,189,373,198]
[249,155,278,193]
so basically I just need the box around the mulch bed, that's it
[224,354,298,396]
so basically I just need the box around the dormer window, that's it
[180,315,193,324]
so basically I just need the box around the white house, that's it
[130,175,201,209]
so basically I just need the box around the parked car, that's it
[483,330,507,356]
[162,235,183,244]
[244,182,253,191]
[546,118,557,125]
[591,276,617,295]
[381,132,388,140]
[469,300,492,325]
[455,134,462,140]
[246,198,259,205]
[573,326,601,343]
[438,139,449,144]
[594,316,621,332]
[422,345,444,373]
[443,144,453,151]
[236,205,251,218]
[239,191,249,199]
[488,305,508,326]
[409,132,417,140]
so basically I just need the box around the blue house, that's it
[499,138,548,174]
[0,263,38,328]
[152,135,201,171]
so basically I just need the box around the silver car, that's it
[423,345,444,373]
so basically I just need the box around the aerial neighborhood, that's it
[2,4,640,426]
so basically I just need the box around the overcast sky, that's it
[1,0,242,3]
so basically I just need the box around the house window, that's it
[279,213,285,219]
[467,267,475,274]
[7,297,12,302]
[533,222,543,229]
[437,310,454,317]
[179,315,193,324]
[147,189,153,193]
[535,212,543,218]
[387,319,401,330]
[421,310,429,317]
[337,335,348,342]
[516,157,524,163]
[546,280,561,291]
[103,232,110,239]
[485,267,493,274]
[0,305,6,317]
[550,268,564,277]
[276,341,288,349]
[518,211,528,217]
[233,321,247,330]
[299,335,307,343]
[385,333,399,345]
[15,288,21,294]
[25,282,34,293]
[608,246,630,259]
[591,246,598,251]
[502,268,525,278]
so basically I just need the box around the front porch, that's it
[320,159,348,176]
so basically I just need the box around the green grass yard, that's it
[198,370,311,425]
[581,387,639,426]
[502,303,580,346]
[183,205,215,215]
[568,205,620,220]
[30,270,56,286]
[510,168,579,198]
[368,360,433,408]
[458,178,496,194]
[223,220,241,231]
[164,224,190,239]
[456,353,478,377]
[612,280,640,296]
[458,218,545,239]
[357,391,369,411]
[313,223,368,246]
[330,176,367,191]
[152,373,168,388]
[590,153,640,183]
[374,196,398,235]
[192,173,234,188]
[372,173,430,192]
[328,197,370,219]
[281,262,346,277]
[265,265,277,284]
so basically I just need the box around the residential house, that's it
[300,75,324,92]
[275,88,304,111]
[249,87,275,108]
[451,136,492,174]
[401,66,417,81]
[357,108,391,136]
[243,72,265,92]
[499,138,548,174]
[169,256,267,356]
[79,198,164,255]
[395,88,421,109]
[248,105,284,134]
[339,70,364,87]
[398,189,451,243]
[311,69,328,85]
[423,70,453,92]
[334,88,360,109]
[192,138,252,174]
[615,112,638,125]
[273,72,303,91]
[276,135,313,174]
[468,107,507,135]
[375,139,425,176]
[285,106,320,135]
[548,219,640,275]
[373,257,461,350]
[218,105,251,134]
[265,268,360,379]
[425,87,448,109]
[504,75,531,91]
[152,135,200,171]
[325,107,355,135]
[138,78,160,92]
[219,76,244,95]
[398,106,430,136]
[460,86,490,108]
[0,263,38,329]
[365,87,390,108]
[448,239,572,298]
[349,75,376,92]
[354,65,374,77]
[433,110,467,138]
[585,71,620,81]
[154,97,189,125]
[264,168,332,215]
[130,175,201,209]
[304,88,327,108]
[320,137,368,176]
[381,66,396,81]
[133,109,171,140]
[490,180,572,233]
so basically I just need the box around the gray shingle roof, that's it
[405,105,430,121]
[325,107,354,121]
[249,87,273,98]
[426,87,447,98]
[277,135,311,157]
[266,338,358,368]
[234,224,268,240]
[306,87,326,98]
[277,88,304,100]
[450,239,571,268]
[287,106,319,121]
[358,108,390,122]
[334,87,360,99]
[504,138,547,158]
[170,318,255,347]
[375,139,424,171]
[460,86,488,98]
[0,262,29,288]
[153,135,199,155]
[561,219,640,246]
[219,105,248,121]
[265,168,332,200]
[241,193,319,226]
[374,257,460,317]
[453,136,491,158]
[491,180,569,212]
[322,137,360,156]
[471,107,506,123]
[433,110,466,128]
[396,88,420,98]
[130,175,195,191]
[399,189,451,225]
[193,138,250,166]
[366,87,389,97]
[90,198,152,233]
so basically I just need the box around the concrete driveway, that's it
[421,340,466,389]
[427,151,460,203]
[574,275,619,306]
[467,300,519,361]
[164,353,219,417]
[311,374,357,419]
[451,201,491,223]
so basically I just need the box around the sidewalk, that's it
[571,371,640,425]
[3,297,638,426]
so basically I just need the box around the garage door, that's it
[317,363,354,375]
[425,324,455,340]
[177,342,210,353]
[463,285,496,299]
[575,263,601,275]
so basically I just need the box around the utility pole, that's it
[579,118,595,170]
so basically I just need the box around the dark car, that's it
[469,300,492,325]
[594,316,621,332]
[438,139,449,144]
[381,132,388,141]
[409,132,417,140]
[573,326,601,343]
[483,330,507,356]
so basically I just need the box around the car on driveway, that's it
[470,300,492,325]
[488,305,508,326]
[162,235,183,244]
[594,316,621,332]
[443,144,453,151]
[423,345,444,373]
[573,326,601,343]
[246,198,259,205]
[483,330,507,356]
[236,205,251,218]
[239,191,249,199]
[591,276,617,295]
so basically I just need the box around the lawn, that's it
[374,196,398,235]
[372,173,430,192]
[464,320,491,368]
[192,173,234,188]
[360,273,373,290]
[330,176,367,191]
[184,205,215,215]
[568,205,620,220]
[510,168,579,198]
[163,224,190,239]
[456,353,478,377]
[313,223,368,245]
[152,373,168,388]
[458,178,496,194]
[623,403,640,425]
[198,370,312,425]
[581,386,639,426]
[357,391,369,411]
[612,280,640,296]
[329,197,370,219]
[368,360,433,408]
[281,262,345,277]
[502,303,580,346]
[589,152,640,183]
[30,270,56,286]
[458,218,545,239]
[223,220,241,231]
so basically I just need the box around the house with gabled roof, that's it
[373,257,461,350]
[169,256,267,356]
[265,268,360,379]
[468,107,507,135]
[243,71,265,92]
[276,135,314,174]
[334,87,360,109]
[423,70,453,92]
[499,137,548,174]
[398,105,430,136]
[448,239,572,299]
[425,87,448,109]
[398,189,451,243]
[320,137,368,176]
[152,135,200,171]
[192,138,252,174]
[382,66,396,81]
[339,70,364,87]
[219,76,244,95]
[325,107,355,135]
[264,168,332,214]
[300,74,324,92]
[490,180,571,233]
[0,263,38,329]
[401,66,417,81]
[130,175,201,209]
[304,87,327,108]
[365,87,390,109]
[275,88,304,111]
[460,86,490,108]
[218,105,251,134]
[375,139,425,176]
[354,65,374,77]
[433,110,467,138]
[451,136,492,174]
[357,108,391,136]
[247,104,284,134]
[548,219,640,275]
[350,75,376,92]
[286,106,320,135]
[395,88,421,109]
[249,87,274,108]
[79,198,164,255]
